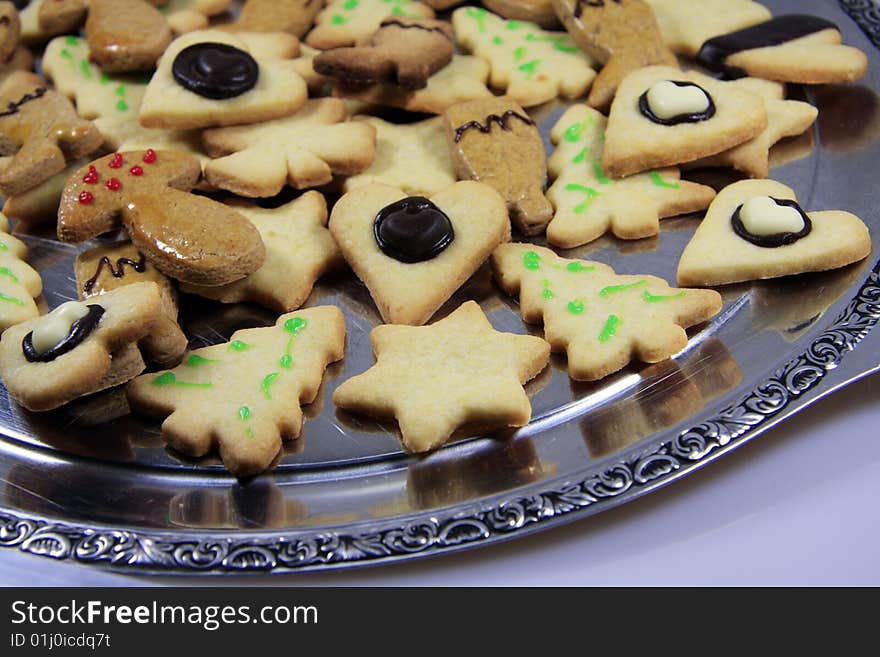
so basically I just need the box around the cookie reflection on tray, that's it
[169,480,307,530]
[581,338,742,458]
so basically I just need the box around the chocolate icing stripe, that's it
[378,19,452,38]
[453,110,535,143]
[697,14,839,77]
[83,254,147,294]
[0,87,47,118]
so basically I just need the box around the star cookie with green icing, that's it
[127,306,346,477]
[546,104,716,248]
[491,244,723,381]
[677,179,872,287]
[451,7,597,107]
[0,213,42,332]
[180,191,344,312]
[306,0,435,50]
[202,98,377,197]
[333,300,550,453]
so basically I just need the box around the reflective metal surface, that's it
[0,0,878,574]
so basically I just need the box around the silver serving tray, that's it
[0,0,878,575]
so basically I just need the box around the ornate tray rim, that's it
[0,0,878,575]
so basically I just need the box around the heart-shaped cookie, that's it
[329,181,510,325]
[677,179,871,286]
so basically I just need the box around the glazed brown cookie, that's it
[0,1,21,62]
[0,71,102,197]
[483,0,559,29]
[36,0,89,38]
[313,18,454,90]
[86,0,172,72]
[444,96,552,235]
[552,0,678,109]
[57,149,266,287]
[227,0,324,39]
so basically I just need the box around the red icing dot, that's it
[78,191,94,205]
[106,177,121,191]
[108,153,123,169]
[82,165,99,184]
[143,149,157,164]
[129,165,144,176]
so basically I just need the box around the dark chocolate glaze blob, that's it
[639,81,716,126]
[172,43,259,100]
[731,197,812,248]
[374,197,455,263]
[697,15,838,78]
[11,0,30,10]
[22,305,105,363]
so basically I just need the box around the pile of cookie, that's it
[0,0,872,477]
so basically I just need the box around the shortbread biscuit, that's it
[75,242,188,367]
[314,18,453,90]
[0,281,162,411]
[333,54,492,114]
[138,30,308,130]
[551,0,677,109]
[126,306,346,477]
[180,192,344,313]
[601,65,767,178]
[492,243,723,381]
[643,0,771,57]
[85,0,172,72]
[0,213,42,332]
[677,179,872,287]
[452,7,597,107]
[329,181,510,325]
[19,0,87,45]
[546,104,715,248]
[57,149,266,287]
[683,78,818,179]
[307,0,434,50]
[2,157,91,227]
[333,300,550,453]
[341,115,456,196]
[202,98,376,197]
[696,14,868,85]
[444,96,552,235]
[0,71,102,197]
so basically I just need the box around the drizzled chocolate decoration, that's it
[731,197,812,248]
[22,305,105,363]
[638,81,716,126]
[83,253,147,294]
[172,43,259,100]
[453,110,535,142]
[374,196,454,263]
[379,19,453,38]
[0,87,47,118]
[697,15,838,78]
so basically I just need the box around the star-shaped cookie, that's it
[202,98,377,197]
[341,116,456,196]
[452,6,597,107]
[546,104,716,247]
[181,191,344,312]
[333,300,550,453]
[492,244,723,381]
[677,179,872,286]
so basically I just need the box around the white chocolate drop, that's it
[646,81,711,120]
[30,301,90,355]
[740,196,805,236]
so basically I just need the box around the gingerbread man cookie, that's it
[86,0,172,72]
[57,149,266,287]
[126,306,346,477]
[492,244,723,381]
[0,71,102,197]
[677,179,872,287]
[0,281,162,411]
[551,0,677,109]
[226,0,325,39]
[314,17,454,90]
[333,300,550,453]
[444,96,552,236]
[306,0,435,50]
[202,98,377,197]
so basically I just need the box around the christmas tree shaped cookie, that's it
[546,104,716,248]
[491,244,722,381]
[127,306,346,477]
[677,179,872,287]
[0,213,42,332]
[452,7,597,107]
[333,300,550,453]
